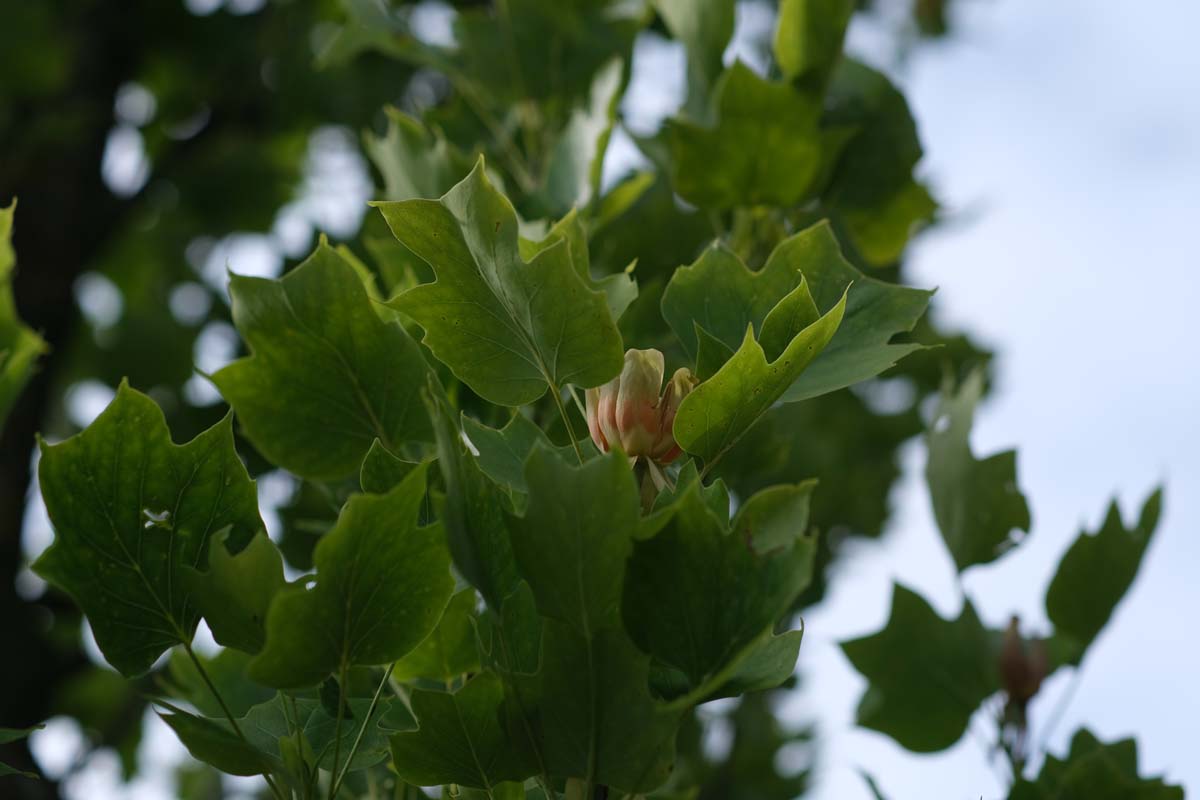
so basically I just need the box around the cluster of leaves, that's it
[2,0,1179,798]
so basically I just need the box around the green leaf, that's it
[1,201,47,429]
[672,280,846,465]
[823,59,936,266]
[390,671,536,789]
[778,222,933,402]
[180,529,285,654]
[376,159,623,406]
[360,439,419,494]
[428,392,522,610]
[841,584,998,753]
[530,621,679,792]
[773,0,855,89]
[462,412,584,498]
[654,0,735,117]
[543,58,625,214]
[663,224,930,405]
[165,648,274,719]
[393,588,481,683]
[1010,728,1183,800]
[508,448,639,635]
[523,208,637,324]
[666,62,827,209]
[34,383,263,676]
[211,238,434,481]
[1045,489,1163,666]
[250,464,454,688]
[715,628,804,698]
[0,725,43,779]
[364,107,467,202]
[158,704,277,777]
[925,369,1031,572]
[623,482,816,691]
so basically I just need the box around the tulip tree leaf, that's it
[390,671,537,789]
[34,383,263,677]
[925,369,1031,572]
[543,58,624,214]
[774,0,855,89]
[528,621,680,793]
[158,704,277,778]
[461,412,590,498]
[428,392,522,610]
[0,725,44,779]
[165,648,274,719]
[364,107,466,202]
[778,222,933,402]
[623,481,816,692]
[823,59,936,266]
[672,278,846,465]
[359,439,419,495]
[180,529,286,654]
[654,0,735,117]
[393,588,481,682]
[508,448,639,635]
[376,159,624,406]
[1,201,48,428]
[664,224,930,406]
[841,584,999,753]
[1045,489,1163,667]
[250,464,454,688]
[1009,728,1183,800]
[666,62,826,209]
[715,628,804,698]
[212,239,434,481]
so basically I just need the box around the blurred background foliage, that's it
[2,0,994,797]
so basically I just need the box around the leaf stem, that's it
[550,383,585,464]
[330,663,395,800]
[328,661,348,800]
[182,642,287,800]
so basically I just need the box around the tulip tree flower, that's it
[585,348,697,468]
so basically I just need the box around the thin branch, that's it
[329,664,396,800]
[550,383,585,464]
[182,642,287,800]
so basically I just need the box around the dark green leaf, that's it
[391,671,536,789]
[376,160,623,405]
[165,648,274,719]
[508,448,639,635]
[1045,489,1162,666]
[666,63,827,209]
[926,369,1031,572]
[623,482,816,691]
[158,704,276,777]
[1010,728,1183,800]
[250,464,454,688]
[461,412,572,497]
[35,383,263,676]
[360,439,419,494]
[393,588,481,683]
[823,59,936,266]
[529,621,679,792]
[0,725,43,779]
[212,239,434,481]
[428,391,522,610]
[180,529,285,654]
[841,584,998,752]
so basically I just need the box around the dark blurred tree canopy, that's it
[0,2,1177,799]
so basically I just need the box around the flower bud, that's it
[585,349,694,464]
[999,615,1048,708]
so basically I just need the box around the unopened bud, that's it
[585,350,695,464]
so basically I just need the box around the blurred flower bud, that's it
[585,350,695,464]
[999,615,1048,709]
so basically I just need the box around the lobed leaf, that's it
[212,239,434,481]
[925,369,1031,572]
[249,464,454,688]
[376,159,624,406]
[35,383,262,676]
[841,584,999,752]
[180,530,285,654]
